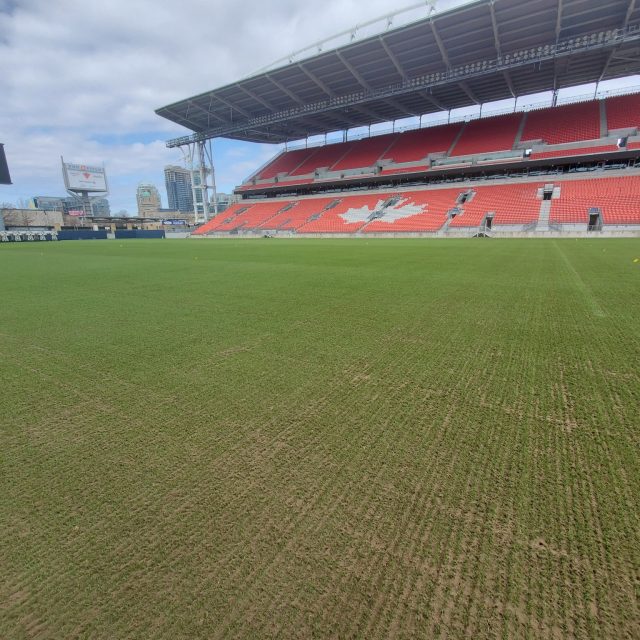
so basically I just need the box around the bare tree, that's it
[20,209,33,227]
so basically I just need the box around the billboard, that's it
[62,160,107,192]
[0,144,11,185]
[68,210,84,216]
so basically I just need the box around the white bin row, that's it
[0,231,58,242]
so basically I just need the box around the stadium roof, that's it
[157,0,640,146]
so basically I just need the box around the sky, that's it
[1,0,639,214]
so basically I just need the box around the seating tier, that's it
[451,114,522,156]
[551,176,640,224]
[521,101,601,145]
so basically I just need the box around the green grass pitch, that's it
[1,238,639,639]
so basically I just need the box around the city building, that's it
[164,165,211,216]
[32,195,111,217]
[164,165,195,213]
[136,183,162,217]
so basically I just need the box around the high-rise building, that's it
[136,183,162,217]
[164,165,210,215]
[164,165,194,213]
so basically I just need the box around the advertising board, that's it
[63,162,107,192]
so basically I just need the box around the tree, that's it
[20,209,33,227]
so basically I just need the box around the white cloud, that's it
[0,0,406,211]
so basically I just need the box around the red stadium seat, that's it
[382,124,462,164]
[210,95,640,236]
[258,197,338,230]
[331,134,398,171]
[451,113,523,156]
[256,148,317,180]
[605,93,640,131]
[297,194,389,233]
[551,176,640,224]
[521,101,601,145]
[448,183,543,227]
[362,189,459,232]
[290,143,356,176]
[191,203,252,235]
[197,172,640,236]
[195,201,295,233]
[239,96,638,193]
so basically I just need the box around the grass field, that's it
[1,238,639,639]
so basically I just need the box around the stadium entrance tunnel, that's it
[588,209,603,231]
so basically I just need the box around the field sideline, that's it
[1,238,639,639]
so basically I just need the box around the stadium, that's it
[2,1,639,639]
[157,0,640,239]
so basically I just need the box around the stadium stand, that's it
[297,194,388,233]
[193,201,294,234]
[258,197,338,230]
[362,189,459,232]
[445,183,542,228]
[450,113,522,156]
[192,203,249,234]
[157,0,640,240]
[196,168,640,236]
[551,176,640,225]
[331,134,397,171]
[605,93,640,132]
[521,100,601,145]
[182,87,640,236]
[256,147,316,180]
[382,124,462,164]
[238,94,640,192]
[290,143,355,176]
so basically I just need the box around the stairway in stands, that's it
[537,200,552,232]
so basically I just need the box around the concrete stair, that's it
[537,200,552,231]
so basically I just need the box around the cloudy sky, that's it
[1,0,638,213]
